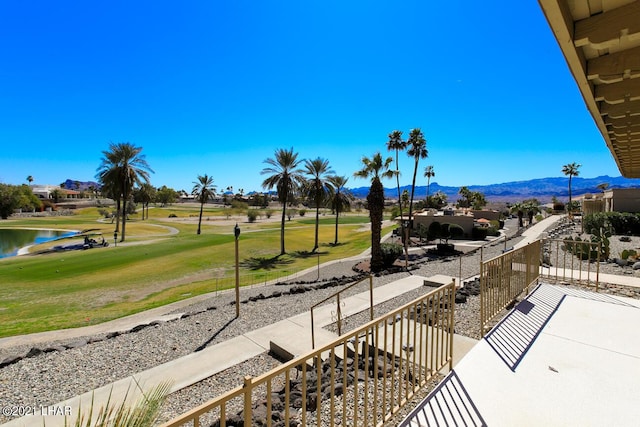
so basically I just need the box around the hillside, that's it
[349,175,640,203]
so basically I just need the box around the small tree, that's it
[192,174,217,235]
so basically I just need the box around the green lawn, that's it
[0,206,391,337]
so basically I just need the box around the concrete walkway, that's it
[4,275,477,427]
[400,284,640,426]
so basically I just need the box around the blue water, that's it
[0,229,77,258]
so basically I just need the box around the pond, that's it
[0,228,77,258]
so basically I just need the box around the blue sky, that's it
[0,1,622,194]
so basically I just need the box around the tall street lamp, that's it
[234,223,241,318]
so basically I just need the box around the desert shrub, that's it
[265,209,274,219]
[472,226,488,240]
[584,212,640,236]
[231,200,249,210]
[168,213,177,218]
[298,209,306,217]
[286,209,296,220]
[447,223,464,239]
[621,249,637,260]
[380,243,403,268]
[428,221,442,241]
[41,200,57,212]
[486,226,500,236]
[247,209,258,223]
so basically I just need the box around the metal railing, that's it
[540,238,600,291]
[480,240,541,336]
[161,282,456,427]
[310,275,373,348]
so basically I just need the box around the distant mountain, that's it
[349,175,640,203]
[62,179,101,191]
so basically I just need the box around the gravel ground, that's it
[2,217,639,426]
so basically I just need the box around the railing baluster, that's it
[162,282,457,427]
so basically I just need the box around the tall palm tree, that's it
[387,130,407,223]
[562,162,581,214]
[354,152,394,272]
[97,142,153,242]
[97,149,123,231]
[326,175,353,245]
[511,202,525,228]
[386,130,410,265]
[138,182,156,220]
[192,174,217,235]
[261,148,305,255]
[304,158,334,252]
[407,128,428,227]
[424,165,435,202]
[26,175,34,185]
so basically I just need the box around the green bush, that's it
[486,226,500,237]
[231,200,249,210]
[265,209,273,219]
[448,223,464,239]
[247,209,258,223]
[427,221,442,241]
[168,213,177,218]
[584,212,640,236]
[621,249,637,260]
[380,243,403,268]
[472,226,488,240]
[298,209,306,217]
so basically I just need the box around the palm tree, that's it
[354,152,394,272]
[387,130,407,221]
[387,130,410,267]
[407,128,428,228]
[261,148,305,255]
[97,142,153,242]
[26,175,34,185]
[511,202,525,228]
[326,175,353,245]
[303,158,334,252]
[138,183,155,220]
[192,174,217,235]
[97,150,123,231]
[562,162,581,215]
[424,165,435,201]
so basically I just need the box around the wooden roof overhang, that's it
[538,0,640,177]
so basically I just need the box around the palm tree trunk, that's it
[394,150,409,270]
[114,198,121,232]
[197,202,204,234]
[334,207,339,245]
[408,158,419,230]
[280,193,287,255]
[568,176,573,211]
[368,177,385,272]
[313,203,319,252]
[121,198,127,242]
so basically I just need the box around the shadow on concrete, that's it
[399,370,486,426]
[484,285,564,371]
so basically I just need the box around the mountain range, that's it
[349,175,640,203]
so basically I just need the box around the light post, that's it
[234,223,240,318]
[114,231,118,247]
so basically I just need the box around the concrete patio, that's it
[400,283,640,426]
